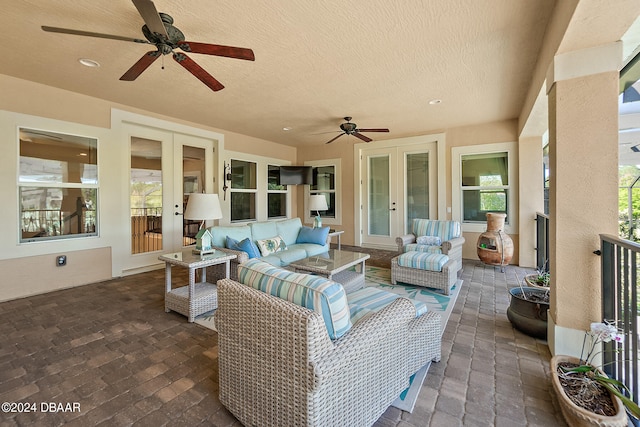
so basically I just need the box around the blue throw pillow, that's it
[296,226,330,246]
[225,235,239,249]
[226,235,260,259]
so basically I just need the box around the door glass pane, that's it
[368,156,390,236]
[407,153,428,231]
[183,146,205,246]
[130,137,162,254]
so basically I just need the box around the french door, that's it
[361,143,436,248]
[124,123,215,272]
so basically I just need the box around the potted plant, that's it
[524,261,550,288]
[551,321,640,426]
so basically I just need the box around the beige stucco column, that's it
[518,135,544,268]
[546,43,621,356]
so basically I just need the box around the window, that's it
[230,159,257,222]
[452,142,517,233]
[19,128,98,242]
[461,152,509,222]
[267,165,287,219]
[305,159,341,225]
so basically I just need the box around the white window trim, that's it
[222,151,292,224]
[451,142,518,234]
[304,158,342,226]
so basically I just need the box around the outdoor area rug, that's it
[194,266,463,413]
[363,266,462,412]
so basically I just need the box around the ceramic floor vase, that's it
[550,355,627,427]
[477,212,514,268]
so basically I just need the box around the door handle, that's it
[389,208,396,211]
[175,212,183,216]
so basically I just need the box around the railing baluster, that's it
[599,234,640,425]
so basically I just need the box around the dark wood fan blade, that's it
[326,133,345,144]
[132,0,168,39]
[178,42,255,61]
[353,132,373,143]
[356,128,389,133]
[120,51,161,81]
[42,26,149,44]
[173,53,224,92]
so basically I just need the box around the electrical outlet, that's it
[56,255,67,266]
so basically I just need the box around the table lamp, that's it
[309,194,328,228]
[184,193,223,254]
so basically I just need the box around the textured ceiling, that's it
[3,0,558,147]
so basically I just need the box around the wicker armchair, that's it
[396,219,465,275]
[215,279,441,427]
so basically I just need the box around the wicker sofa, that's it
[206,217,329,280]
[215,259,442,427]
[396,218,465,275]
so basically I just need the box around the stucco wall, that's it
[0,74,297,300]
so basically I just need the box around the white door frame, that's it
[112,109,223,276]
[353,133,446,248]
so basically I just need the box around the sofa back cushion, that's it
[276,218,303,246]
[210,225,252,248]
[411,219,461,241]
[249,221,279,242]
[238,259,352,339]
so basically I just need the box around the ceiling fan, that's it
[41,0,255,92]
[324,117,389,144]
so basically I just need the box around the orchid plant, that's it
[558,321,640,419]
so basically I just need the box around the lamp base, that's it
[313,215,322,229]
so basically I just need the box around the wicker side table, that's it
[159,250,236,322]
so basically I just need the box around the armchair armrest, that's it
[441,236,465,254]
[312,298,415,385]
[396,234,416,252]
[207,246,248,281]
[212,245,249,264]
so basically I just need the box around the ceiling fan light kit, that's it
[42,0,254,92]
[324,117,390,144]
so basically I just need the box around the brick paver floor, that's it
[0,259,565,426]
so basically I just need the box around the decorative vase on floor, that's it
[550,355,627,427]
[477,212,514,271]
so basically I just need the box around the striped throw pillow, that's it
[238,259,352,339]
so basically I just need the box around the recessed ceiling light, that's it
[79,58,100,68]
[283,127,293,131]
[428,99,442,105]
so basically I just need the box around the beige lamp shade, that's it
[309,194,328,212]
[184,193,223,221]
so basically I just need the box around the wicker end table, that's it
[158,249,236,322]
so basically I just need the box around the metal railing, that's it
[599,234,640,424]
[131,207,163,254]
[535,212,549,272]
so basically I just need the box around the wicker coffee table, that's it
[290,249,370,293]
[159,249,236,322]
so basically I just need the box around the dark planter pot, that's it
[507,287,549,339]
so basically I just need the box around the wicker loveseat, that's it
[396,219,465,275]
[215,259,442,427]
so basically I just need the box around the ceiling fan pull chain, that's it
[161,54,165,70]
